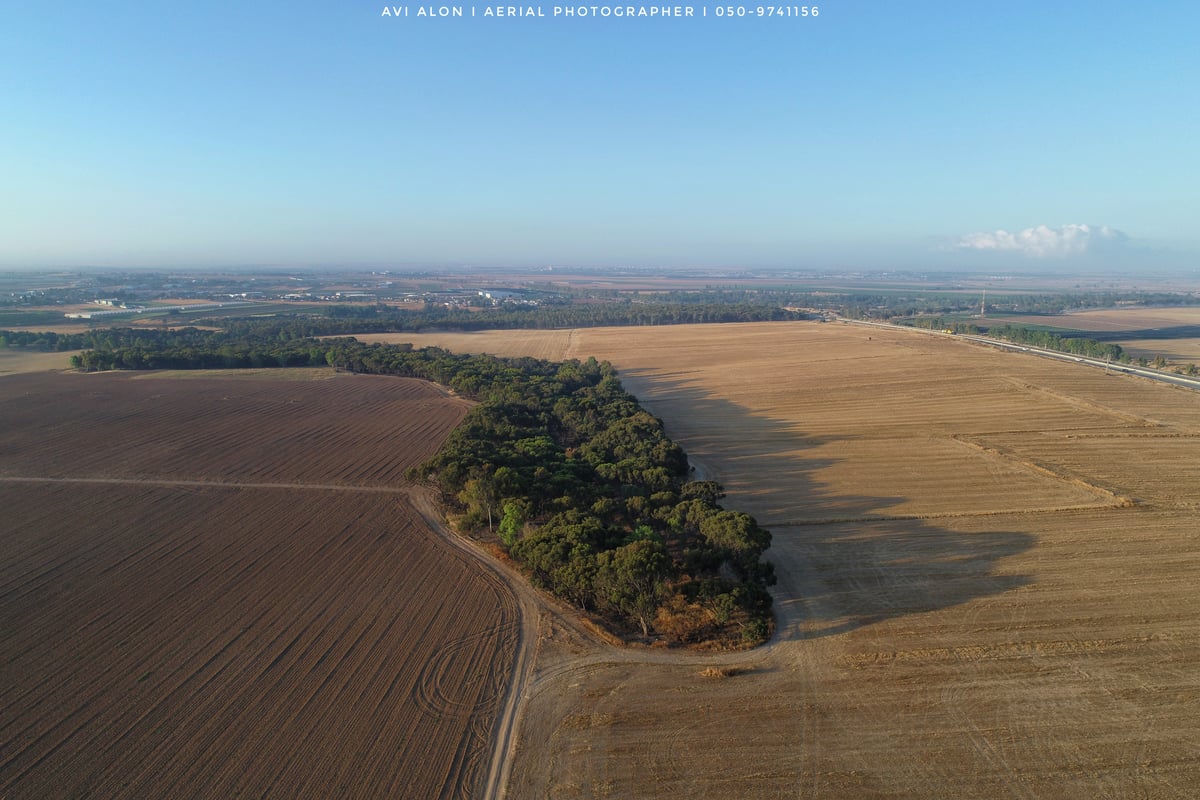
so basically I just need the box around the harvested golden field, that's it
[364,329,577,362]
[1000,306,1200,332]
[0,347,77,375]
[1118,338,1200,363]
[360,322,1200,798]
[996,306,1200,365]
[0,371,518,799]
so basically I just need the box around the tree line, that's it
[0,301,800,354]
[210,301,801,336]
[982,325,1126,361]
[50,327,777,647]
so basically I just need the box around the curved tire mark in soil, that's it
[412,621,519,720]
[401,487,541,800]
[9,476,790,799]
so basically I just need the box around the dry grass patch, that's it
[1119,337,1200,362]
[0,348,78,375]
[357,329,577,361]
[1001,306,1200,331]
[698,666,741,679]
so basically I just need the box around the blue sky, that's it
[2,1,1197,272]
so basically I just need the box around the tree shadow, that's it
[1088,324,1200,341]
[617,367,1035,642]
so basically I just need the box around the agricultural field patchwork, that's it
[997,306,1200,366]
[0,371,516,799]
[5,320,1199,798]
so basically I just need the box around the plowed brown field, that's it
[0,371,518,799]
[360,322,1200,799]
[0,370,464,485]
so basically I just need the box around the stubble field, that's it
[0,370,518,799]
[0,347,78,376]
[997,306,1200,364]
[363,321,1200,798]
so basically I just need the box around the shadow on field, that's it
[617,368,1034,642]
[1087,324,1200,341]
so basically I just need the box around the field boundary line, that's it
[950,434,1137,506]
[764,502,1136,527]
[0,476,414,493]
[400,486,541,800]
[997,377,1172,428]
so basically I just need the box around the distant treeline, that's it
[0,302,800,353]
[4,287,1196,349]
[897,318,1129,361]
[209,301,802,335]
[982,325,1126,361]
[0,326,337,370]
[0,329,123,351]
[842,291,1200,320]
[902,318,982,334]
[45,326,777,647]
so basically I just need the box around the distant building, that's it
[478,289,518,301]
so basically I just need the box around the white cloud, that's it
[956,224,1127,259]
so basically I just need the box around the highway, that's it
[836,317,1200,392]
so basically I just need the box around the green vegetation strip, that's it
[982,324,1125,361]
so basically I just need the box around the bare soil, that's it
[360,322,1200,799]
[0,370,469,486]
[0,371,518,799]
